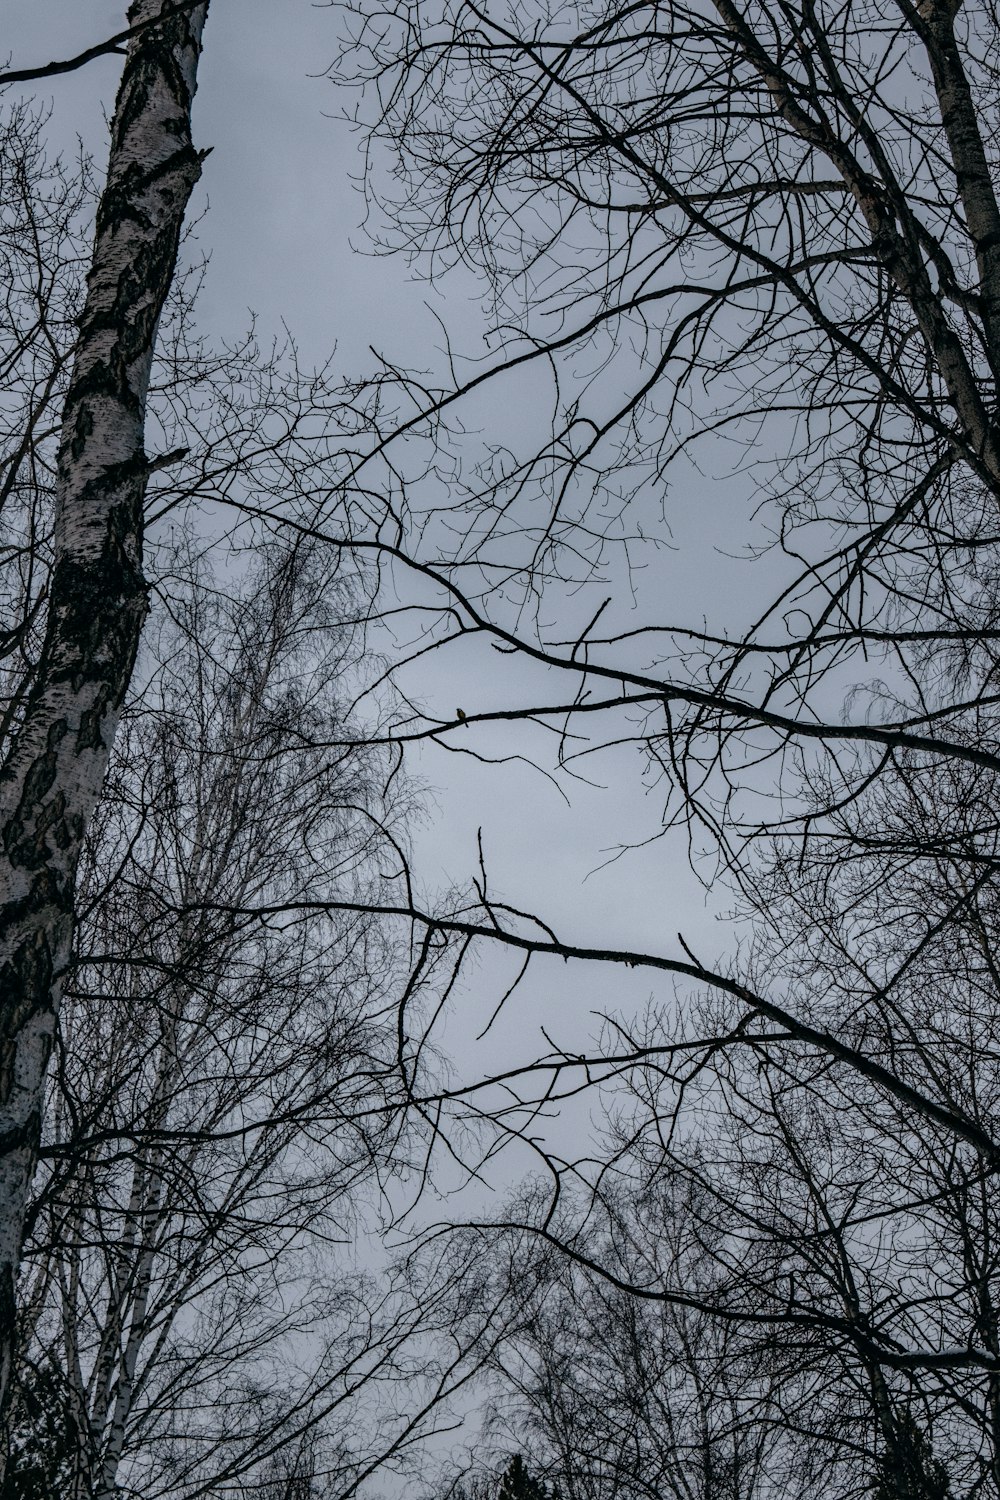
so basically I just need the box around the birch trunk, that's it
[0,0,210,1419]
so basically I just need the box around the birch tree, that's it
[0,55,478,1492]
[0,0,210,1413]
[439,1200,790,1500]
[4,538,418,1499]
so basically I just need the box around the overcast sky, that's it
[6,1,749,1167]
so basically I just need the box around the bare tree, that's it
[435,1189,792,1500]
[0,0,210,1411]
[246,0,1000,1489]
[0,76,509,1493]
[14,0,1000,1487]
[2,533,412,1497]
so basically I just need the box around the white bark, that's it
[0,0,210,1425]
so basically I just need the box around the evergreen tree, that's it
[873,1415,951,1500]
[497,1455,551,1500]
[4,1364,79,1500]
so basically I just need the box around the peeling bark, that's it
[0,0,209,1422]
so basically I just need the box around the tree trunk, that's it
[0,0,210,1423]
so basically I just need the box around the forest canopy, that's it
[3,1,1000,1496]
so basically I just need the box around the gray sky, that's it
[2,14,787,1491]
[7,0,743,1169]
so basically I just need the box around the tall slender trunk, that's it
[0,0,210,1423]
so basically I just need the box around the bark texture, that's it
[0,0,209,1420]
